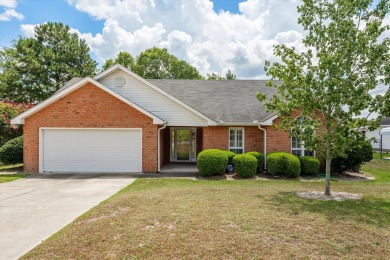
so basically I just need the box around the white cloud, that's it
[0,0,24,21]
[0,7,24,21]
[20,23,36,37]
[62,0,308,78]
[0,0,17,8]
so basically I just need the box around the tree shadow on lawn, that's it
[266,192,390,227]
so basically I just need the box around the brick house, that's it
[12,64,311,174]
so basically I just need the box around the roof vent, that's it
[114,76,126,87]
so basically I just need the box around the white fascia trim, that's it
[11,77,165,125]
[217,116,279,126]
[259,113,279,126]
[94,64,217,126]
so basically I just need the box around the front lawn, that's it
[0,163,28,183]
[22,159,390,259]
[0,163,23,171]
[0,173,30,183]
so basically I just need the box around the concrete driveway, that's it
[0,174,136,260]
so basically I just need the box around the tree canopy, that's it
[102,51,134,71]
[0,22,97,102]
[207,70,236,80]
[258,0,389,195]
[132,47,203,79]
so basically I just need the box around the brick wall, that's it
[202,126,265,153]
[23,82,158,173]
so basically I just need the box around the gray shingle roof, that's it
[381,117,390,126]
[56,77,279,123]
[148,79,279,123]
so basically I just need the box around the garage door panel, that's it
[42,129,142,173]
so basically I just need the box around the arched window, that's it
[291,117,314,157]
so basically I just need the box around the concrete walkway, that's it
[0,174,136,260]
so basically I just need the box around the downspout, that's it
[258,125,267,170]
[157,123,167,173]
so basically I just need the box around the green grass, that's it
[361,158,390,182]
[21,159,390,259]
[0,163,28,183]
[0,163,23,171]
[0,173,30,183]
[373,151,390,160]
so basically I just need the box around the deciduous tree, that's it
[258,0,389,195]
[133,47,203,79]
[0,22,97,102]
[102,51,134,71]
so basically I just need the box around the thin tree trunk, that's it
[325,144,331,195]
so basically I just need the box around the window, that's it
[291,135,314,157]
[229,128,244,154]
[291,117,314,157]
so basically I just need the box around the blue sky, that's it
[0,0,243,48]
[0,0,388,98]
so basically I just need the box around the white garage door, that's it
[41,129,142,173]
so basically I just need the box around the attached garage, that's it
[40,128,142,173]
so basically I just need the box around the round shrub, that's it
[232,154,257,178]
[299,156,320,175]
[197,149,228,177]
[245,151,264,172]
[331,140,373,173]
[0,136,23,164]
[220,150,236,165]
[267,152,301,178]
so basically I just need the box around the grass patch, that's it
[21,160,390,259]
[0,173,30,183]
[373,151,390,160]
[0,163,23,171]
[361,158,390,182]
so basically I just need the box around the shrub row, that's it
[197,149,264,178]
[197,149,324,179]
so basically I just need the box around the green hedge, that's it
[267,152,301,178]
[233,154,257,178]
[331,140,373,173]
[197,149,228,176]
[0,136,23,165]
[299,156,320,175]
[220,150,236,165]
[245,151,264,172]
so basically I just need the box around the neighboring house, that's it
[365,117,390,152]
[12,64,304,174]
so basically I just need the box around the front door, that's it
[170,128,196,162]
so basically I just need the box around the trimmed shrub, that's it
[331,140,373,173]
[300,156,320,175]
[197,149,228,176]
[220,150,236,165]
[233,154,257,178]
[0,136,23,164]
[246,151,264,172]
[267,152,301,178]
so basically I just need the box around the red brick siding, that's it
[202,126,265,153]
[23,83,158,173]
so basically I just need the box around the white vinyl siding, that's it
[41,128,142,173]
[229,128,244,154]
[98,70,208,126]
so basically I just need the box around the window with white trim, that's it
[229,128,244,154]
[291,117,314,157]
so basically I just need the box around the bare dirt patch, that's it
[298,191,362,201]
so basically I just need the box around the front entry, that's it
[170,128,197,162]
